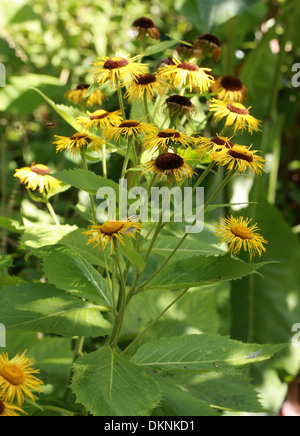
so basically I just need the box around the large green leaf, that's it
[175,0,259,32]
[0,216,24,233]
[0,283,112,337]
[32,245,112,308]
[71,347,161,416]
[132,335,287,374]
[140,254,271,291]
[151,375,218,416]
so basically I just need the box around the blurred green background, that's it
[1,0,300,414]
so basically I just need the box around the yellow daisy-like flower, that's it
[104,120,158,143]
[90,55,148,88]
[142,128,198,153]
[125,73,168,102]
[0,352,43,406]
[197,135,235,156]
[164,95,197,119]
[211,75,248,103]
[76,109,123,132]
[209,99,261,134]
[53,132,104,155]
[211,144,266,178]
[158,58,214,93]
[132,17,160,40]
[142,152,195,185]
[14,164,61,194]
[65,84,106,107]
[0,398,25,416]
[215,216,268,259]
[83,219,142,254]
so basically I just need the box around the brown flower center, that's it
[158,129,181,139]
[119,120,140,128]
[133,17,155,29]
[177,62,199,72]
[90,110,110,120]
[0,364,25,386]
[221,75,243,92]
[198,33,221,47]
[70,133,88,141]
[231,225,254,240]
[0,400,6,415]
[100,221,124,235]
[228,148,254,163]
[135,73,157,85]
[166,95,192,107]
[31,164,51,175]
[227,103,249,115]
[104,57,129,70]
[156,153,184,171]
[212,137,234,149]
[76,84,90,90]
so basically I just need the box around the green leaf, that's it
[120,237,145,272]
[31,87,84,131]
[151,375,218,416]
[131,334,287,374]
[71,347,161,416]
[32,245,112,308]
[0,254,13,269]
[140,254,271,291]
[0,283,112,337]
[53,168,121,197]
[144,40,178,56]
[0,216,24,233]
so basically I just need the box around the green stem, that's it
[121,136,133,180]
[109,248,126,347]
[122,287,190,355]
[102,143,107,179]
[136,168,236,292]
[117,79,126,120]
[43,195,60,226]
[81,152,97,222]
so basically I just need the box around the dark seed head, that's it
[177,62,199,72]
[212,137,234,149]
[31,165,51,175]
[76,84,90,90]
[135,73,157,85]
[166,95,192,107]
[90,111,110,120]
[221,75,243,92]
[158,129,181,139]
[198,33,221,47]
[104,57,129,70]
[228,148,254,163]
[156,153,184,171]
[70,133,88,141]
[0,400,5,415]
[119,120,140,128]
[133,17,156,29]
[227,103,249,115]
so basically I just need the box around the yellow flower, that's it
[65,84,105,107]
[142,128,198,153]
[14,164,61,194]
[211,76,248,103]
[158,58,214,92]
[164,95,197,119]
[197,135,235,156]
[0,352,43,406]
[76,109,123,132]
[125,73,168,102]
[90,55,148,88]
[104,120,158,143]
[53,132,104,155]
[0,398,25,416]
[211,144,266,178]
[215,216,268,259]
[194,33,222,62]
[142,152,195,185]
[83,219,142,254]
[132,17,160,40]
[209,99,261,134]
